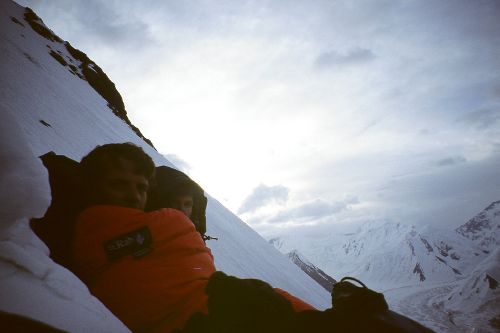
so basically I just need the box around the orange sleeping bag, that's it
[73,205,315,332]
[73,205,215,332]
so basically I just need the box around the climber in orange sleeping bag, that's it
[73,205,215,333]
[72,143,314,333]
[73,206,315,333]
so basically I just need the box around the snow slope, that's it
[444,248,500,331]
[0,1,329,331]
[384,248,499,333]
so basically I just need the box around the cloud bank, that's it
[269,196,360,224]
[315,48,376,68]
[238,184,289,214]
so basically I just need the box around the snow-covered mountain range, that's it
[270,201,500,332]
[456,200,500,254]
[0,1,329,332]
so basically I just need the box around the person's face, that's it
[95,158,149,210]
[172,195,194,218]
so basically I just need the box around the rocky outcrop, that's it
[456,201,500,253]
[287,250,337,292]
[23,7,155,149]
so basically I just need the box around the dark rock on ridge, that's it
[287,250,337,293]
[23,7,155,149]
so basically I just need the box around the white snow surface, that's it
[0,1,329,331]
[443,248,500,331]
[0,219,130,332]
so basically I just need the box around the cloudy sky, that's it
[16,0,500,238]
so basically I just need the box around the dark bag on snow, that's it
[323,277,436,333]
[30,152,85,269]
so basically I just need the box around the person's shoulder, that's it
[147,208,195,229]
[75,205,153,240]
[149,207,190,220]
[76,205,144,229]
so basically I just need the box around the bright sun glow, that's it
[18,0,500,235]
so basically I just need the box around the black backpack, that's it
[318,277,436,333]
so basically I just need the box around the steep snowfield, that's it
[0,1,329,331]
[385,248,499,333]
[444,248,500,331]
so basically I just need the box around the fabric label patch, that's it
[104,226,152,261]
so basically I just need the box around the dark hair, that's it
[146,166,195,211]
[146,166,208,236]
[80,143,155,185]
